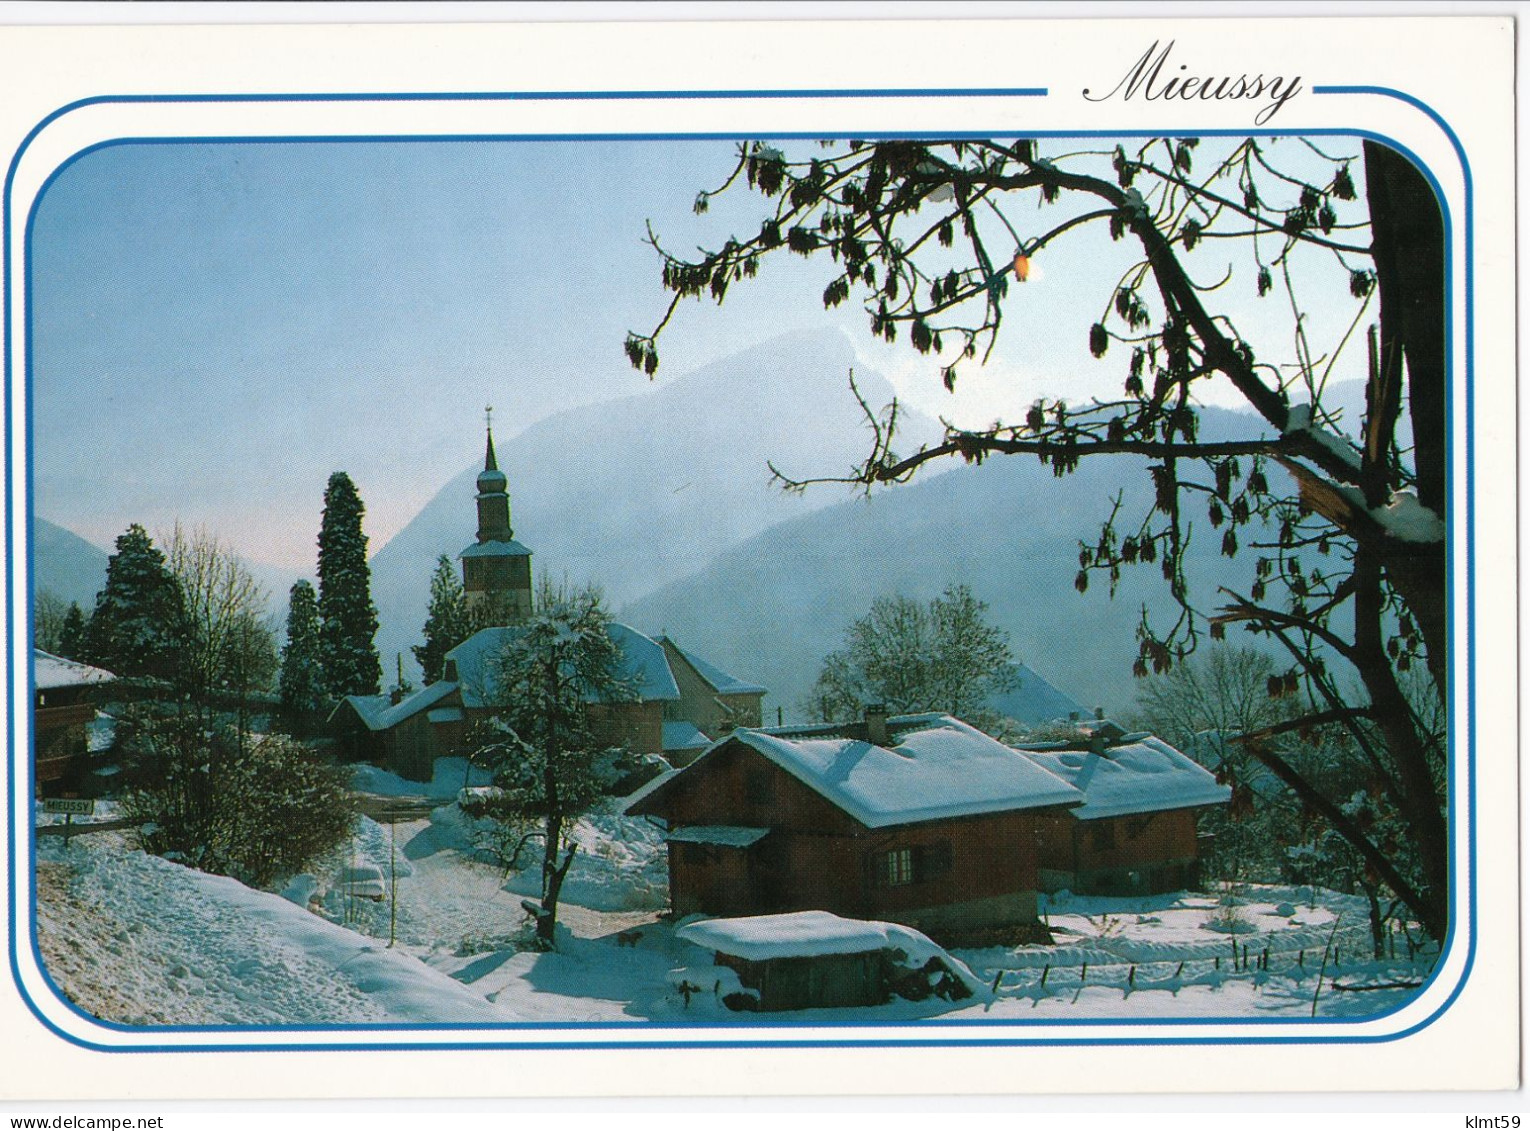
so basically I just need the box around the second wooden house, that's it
[1016,725,1232,895]
[625,710,1085,942]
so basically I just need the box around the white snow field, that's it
[31,759,1439,1028]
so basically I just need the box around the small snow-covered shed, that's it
[627,711,1083,941]
[675,910,982,1012]
[1017,731,1232,895]
[32,650,114,787]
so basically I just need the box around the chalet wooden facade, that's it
[626,712,1086,942]
[33,651,113,789]
[1017,731,1231,895]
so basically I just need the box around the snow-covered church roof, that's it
[647,713,1083,828]
[446,623,681,708]
[1015,736,1231,820]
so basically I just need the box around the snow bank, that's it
[350,757,491,800]
[422,799,668,912]
[498,803,668,912]
[37,835,509,1025]
[342,816,415,879]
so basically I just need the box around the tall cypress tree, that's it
[279,580,327,722]
[413,554,472,684]
[316,473,381,696]
[83,523,184,680]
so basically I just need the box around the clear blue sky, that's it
[29,135,1370,571]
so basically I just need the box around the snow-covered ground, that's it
[31,759,1438,1029]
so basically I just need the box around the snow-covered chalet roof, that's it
[341,680,458,731]
[985,661,1088,727]
[1016,736,1231,820]
[694,713,1082,828]
[446,623,680,709]
[659,637,767,696]
[33,650,114,691]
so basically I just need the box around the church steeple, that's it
[460,407,533,624]
[475,409,512,543]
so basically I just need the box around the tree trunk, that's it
[1365,139,1449,696]
[1352,545,1449,942]
[537,656,564,950]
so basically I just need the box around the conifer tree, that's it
[83,523,184,680]
[279,580,327,723]
[56,601,87,661]
[316,472,381,696]
[413,554,472,684]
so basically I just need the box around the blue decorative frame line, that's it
[3,85,1475,1053]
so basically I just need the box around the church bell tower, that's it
[459,409,533,623]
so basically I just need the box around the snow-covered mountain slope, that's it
[367,327,940,682]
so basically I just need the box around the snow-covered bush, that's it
[119,716,356,888]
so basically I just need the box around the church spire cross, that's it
[483,406,500,473]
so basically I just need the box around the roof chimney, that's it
[864,703,889,746]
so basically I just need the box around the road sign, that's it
[42,797,94,816]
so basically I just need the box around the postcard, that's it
[0,11,1516,1100]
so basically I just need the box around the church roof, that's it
[446,622,681,708]
[459,539,533,559]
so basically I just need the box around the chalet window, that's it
[870,842,951,889]
[1090,822,1117,851]
[1125,816,1151,840]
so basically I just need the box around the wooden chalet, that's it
[626,710,1086,942]
[33,650,113,789]
[1016,724,1232,895]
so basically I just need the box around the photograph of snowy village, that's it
[27,131,1449,1029]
